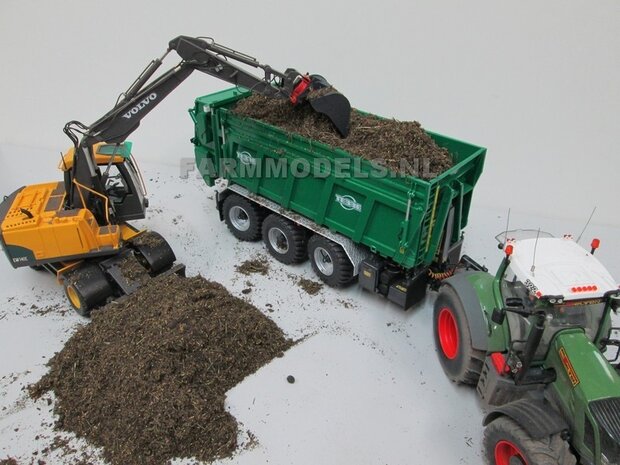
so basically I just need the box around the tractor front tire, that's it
[433,285,485,385]
[223,194,264,241]
[483,416,576,465]
[63,264,113,317]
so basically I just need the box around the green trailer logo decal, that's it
[335,194,362,212]
[237,150,256,166]
[559,347,580,387]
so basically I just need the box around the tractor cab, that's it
[493,230,618,361]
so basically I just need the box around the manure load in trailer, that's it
[190,88,486,308]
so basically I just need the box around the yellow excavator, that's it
[0,35,351,316]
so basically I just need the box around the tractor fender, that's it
[483,398,568,440]
[442,272,489,352]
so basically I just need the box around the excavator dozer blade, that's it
[99,231,182,298]
[308,90,351,138]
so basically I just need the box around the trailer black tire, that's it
[308,235,354,287]
[433,285,485,385]
[63,264,113,317]
[262,214,308,265]
[483,416,576,465]
[223,194,264,241]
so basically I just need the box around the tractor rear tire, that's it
[63,264,113,317]
[308,235,354,287]
[483,416,576,465]
[223,194,264,241]
[433,285,485,385]
[262,214,308,265]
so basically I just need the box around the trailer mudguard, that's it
[483,398,568,440]
[215,189,230,222]
[442,271,492,351]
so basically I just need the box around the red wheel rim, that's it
[438,307,459,359]
[495,440,528,465]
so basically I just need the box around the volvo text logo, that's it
[122,93,158,119]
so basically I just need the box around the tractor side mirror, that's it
[492,308,506,325]
[505,297,525,308]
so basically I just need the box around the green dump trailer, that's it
[189,88,486,308]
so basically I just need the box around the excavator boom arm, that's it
[66,36,350,217]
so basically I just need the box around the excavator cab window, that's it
[103,164,129,203]
[99,160,146,222]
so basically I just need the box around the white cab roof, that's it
[506,236,618,301]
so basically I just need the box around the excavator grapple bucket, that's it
[309,91,351,138]
[307,75,351,138]
[168,36,352,137]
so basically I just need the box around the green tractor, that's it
[433,230,620,465]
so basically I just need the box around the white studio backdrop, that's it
[0,0,618,226]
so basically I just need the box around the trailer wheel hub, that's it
[267,227,289,254]
[313,247,334,276]
[229,206,251,232]
[495,440,527,465]
[438,307,459,359]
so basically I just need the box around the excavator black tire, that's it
[130,231,176,274]
[63,264,113,317]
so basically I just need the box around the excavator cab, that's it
[0,139,180,316]
[60,142,148,223]
[0,142,148,270]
